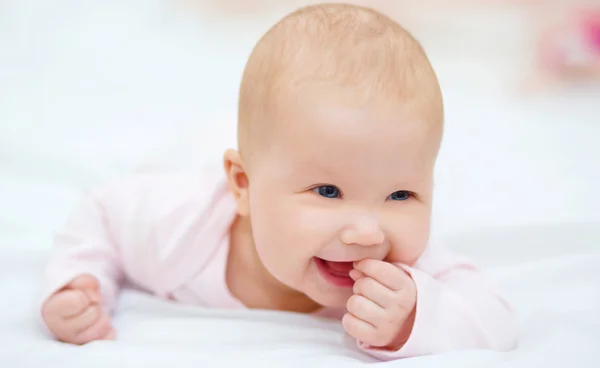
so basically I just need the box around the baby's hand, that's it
[42,274,115,344]
[343,259,416,351]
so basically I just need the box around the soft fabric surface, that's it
[1,1,599,367]
[1,224,599,367]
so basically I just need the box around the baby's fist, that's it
[42,274,114,344]
[343,260,416,351]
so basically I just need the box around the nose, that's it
[340,216,385,247]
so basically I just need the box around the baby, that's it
[39,3,516,360]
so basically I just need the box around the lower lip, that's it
[314,258,355,288]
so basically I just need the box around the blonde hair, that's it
[238,3,443,157]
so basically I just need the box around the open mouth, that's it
[314,257,355,288]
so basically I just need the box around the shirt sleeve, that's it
[358,246,517,360]
[38,168,234,332]
[39,177,133,316]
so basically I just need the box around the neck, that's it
[226,215,321,313]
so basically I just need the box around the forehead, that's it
[267,94,439,182]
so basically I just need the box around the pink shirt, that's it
[39,168,517,360]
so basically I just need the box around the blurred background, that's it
[0,0,599,253]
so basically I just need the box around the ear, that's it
[223,149,250,217]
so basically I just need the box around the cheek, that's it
[248,189,286,254]
[248,190,338,261]
[247,190,312,275]
[386,204,431,264]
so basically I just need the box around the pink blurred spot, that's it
[580,9,600,52]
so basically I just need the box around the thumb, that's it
[66,274,101,303]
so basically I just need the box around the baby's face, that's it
[246,86,440,308]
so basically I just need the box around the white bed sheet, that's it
[1,1,600,367]
[1,225,599,367]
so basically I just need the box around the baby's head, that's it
[224,3,443,309]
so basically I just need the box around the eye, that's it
[314,185,341,199]
[388,190,411,201]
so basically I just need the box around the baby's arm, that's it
[39,170,228,344]
[358,246,517,360]
[39,178,135,344]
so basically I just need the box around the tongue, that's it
[325,261,354,275]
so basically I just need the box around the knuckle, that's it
[74,306,99,329]
[43,306,68,326]
[383,262,398,273]
[362,260,376,274]
[57,328,81,344]
[44,294,59,308]
[41,304,55,320]
[352,278,365,294]
[75,290,89,307]
[368,328,390,346]
[61,290,87,310]
[364,330,380,345]
[341,313,352,328]
[84,305,101,322]
[342,314,359,336]
[374,333,390,347]
[94,316,112,335]
[77,316,110,344]
[352,280,360,294]
[373,312,388,327]
[50,292,72,309]
[47,316,65,330]
[363,277,376,289]
[346,295,362,313]
[387,308,401,323]
[388,305,404,323]
[391,290,405,304]
[48,322,66,339]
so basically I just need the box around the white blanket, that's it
[1,225,599,367]
[1,0,600,367]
